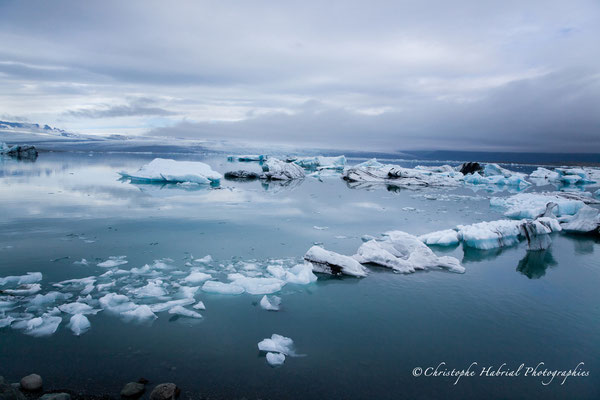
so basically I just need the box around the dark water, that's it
[0,152,599,399]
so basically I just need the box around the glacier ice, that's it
[121,305,158,322]
[68,314,91,336]
[148,298,195,313]
[262,158,306,180]
[293,155,346,170]
[119,158,222,184]
[343,159,461,187]
[560,206,600,234]
[266,352,286,366]
[266,263,317,285]
[257,334,295,355]
[202,280,245,295]
[168,305,202,319]
[183,271,212,284]
[227,154,266,162]
[58,302,99,315]
[193,301,206,310]
[194,255,213,264]
[97,256,128,268]
[0,272,42,286]
[99,293,138,314]
[16,314,62,337]
[418,229,460,246]
[227,274,285,295]
[260,295,281,311]
[490,193,586,219]
[457,220,524,250]
[3,283,42,295]
[354,231,464,273]
[303,246,368,277]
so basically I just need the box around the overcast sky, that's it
[1,0,599,152]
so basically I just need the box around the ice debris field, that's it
[3,154,600,368]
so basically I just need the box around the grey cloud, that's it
[67,99,177,119]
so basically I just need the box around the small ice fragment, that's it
[313,226,328,230]
[97,256,128,268]
[193,301,206,310]
[266,352,286,366]
[168,305,202,319]
[194,255,213,263]
[119,158,222,184]
[121,305,157,322]
[183,271,212,284]
[148,298,195,313]
[260,295,281,311]
[418,229,460,246]
[0,272,42,286]
[257,334,295,355]
[3,283,41,295]
[227,274,284,295]
[74,258,89,266]
[68,314,91,336]
[58,302,99,315]
[99,293,138,313]
[19,314,62,337]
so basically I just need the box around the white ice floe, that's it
[266,263,317,285]
[119,158,222,184]
[202,280,245,295]
[58,302,99,315]
[293,155,346,170]
[260,295,281,311]
[258,334,295,355]
[0,316,15,328]
[168,305,202,318]
[68,314,91,336]
[130,279,168,298]
[560,206,600,234]
[304,246,368,277]
[0,272,42,286]
[418,229,460,246]
[354,231,464,273]
[490,193,586,219]
[3,283,42,296]
[530,167,560,182]
[193,301,206,310]
[266,352,286,366]
[149,298,196,313]
[27,292,73,307]
[121,305,158,322]
[227,274,285,295]
[97,256,128,268]
[343,159,461,187]
[99,293,138,314]
[457,220,525,250]
[262,158,306,180]
[183,271,212,284]
[13,314,62,337]
[194,255,213,264]
[74,258,89,266]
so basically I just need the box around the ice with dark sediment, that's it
[293,155,346,170]
[262,158,306,180]
[303,246,368,277]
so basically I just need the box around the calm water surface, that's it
[1,152,599,399]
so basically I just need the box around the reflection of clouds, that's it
[260,178,305,194]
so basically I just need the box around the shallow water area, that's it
[1,151,599,399]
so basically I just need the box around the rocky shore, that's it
[0,375,180,400]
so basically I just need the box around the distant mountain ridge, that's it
[0,120,80,138]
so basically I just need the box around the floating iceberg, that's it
[0,272,42,286]
[193,301,206,310]
[418,229,460,246]
[97,256,128,268]
[266,263,317,285]
[121,305,157,322]
[227,274,285,295]
[343,159,461,187]
[119,158,222,184]
[293,155,346,170]
[266,352,286,366]
[58,302,99,315]
[202,280,245,295]
[99,293,138,314]
[560,206,600,234]
[168,305,202,319]
[530,167,560,182]
[260,295,281,311]
[3,283,41,295]
[68,314,91,336]
[490,193,586,219]
[149,298,195,313]
[457,220,524,250]
[183,271,212,284]
[224,170,261,180]
[13,314,62,337]
[28,292,72,307]
[354,231,464,273]
[0,143,38,160]
[257,333,295,355]
[262,158,305,180]
[303,246,367,277]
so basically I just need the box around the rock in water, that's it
[149,383,179,400]
[459,162,483,175]
[121,382,145,398]
[0,383,26,400]
[39,394,71,400]
[224,170,260,180]
[19,374,42,391]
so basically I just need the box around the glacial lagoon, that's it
[1,151,599,399]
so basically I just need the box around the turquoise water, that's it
[1,152,599,399]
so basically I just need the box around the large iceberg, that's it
[560,206,600,235]
[342,159,461,187]
[293,155,346,170]
[304,246,368,277]
[418,229,460,246]
[262,158,305,180]
[353,231,464,273]
[490,193,586,219]
[119,158,222,184]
